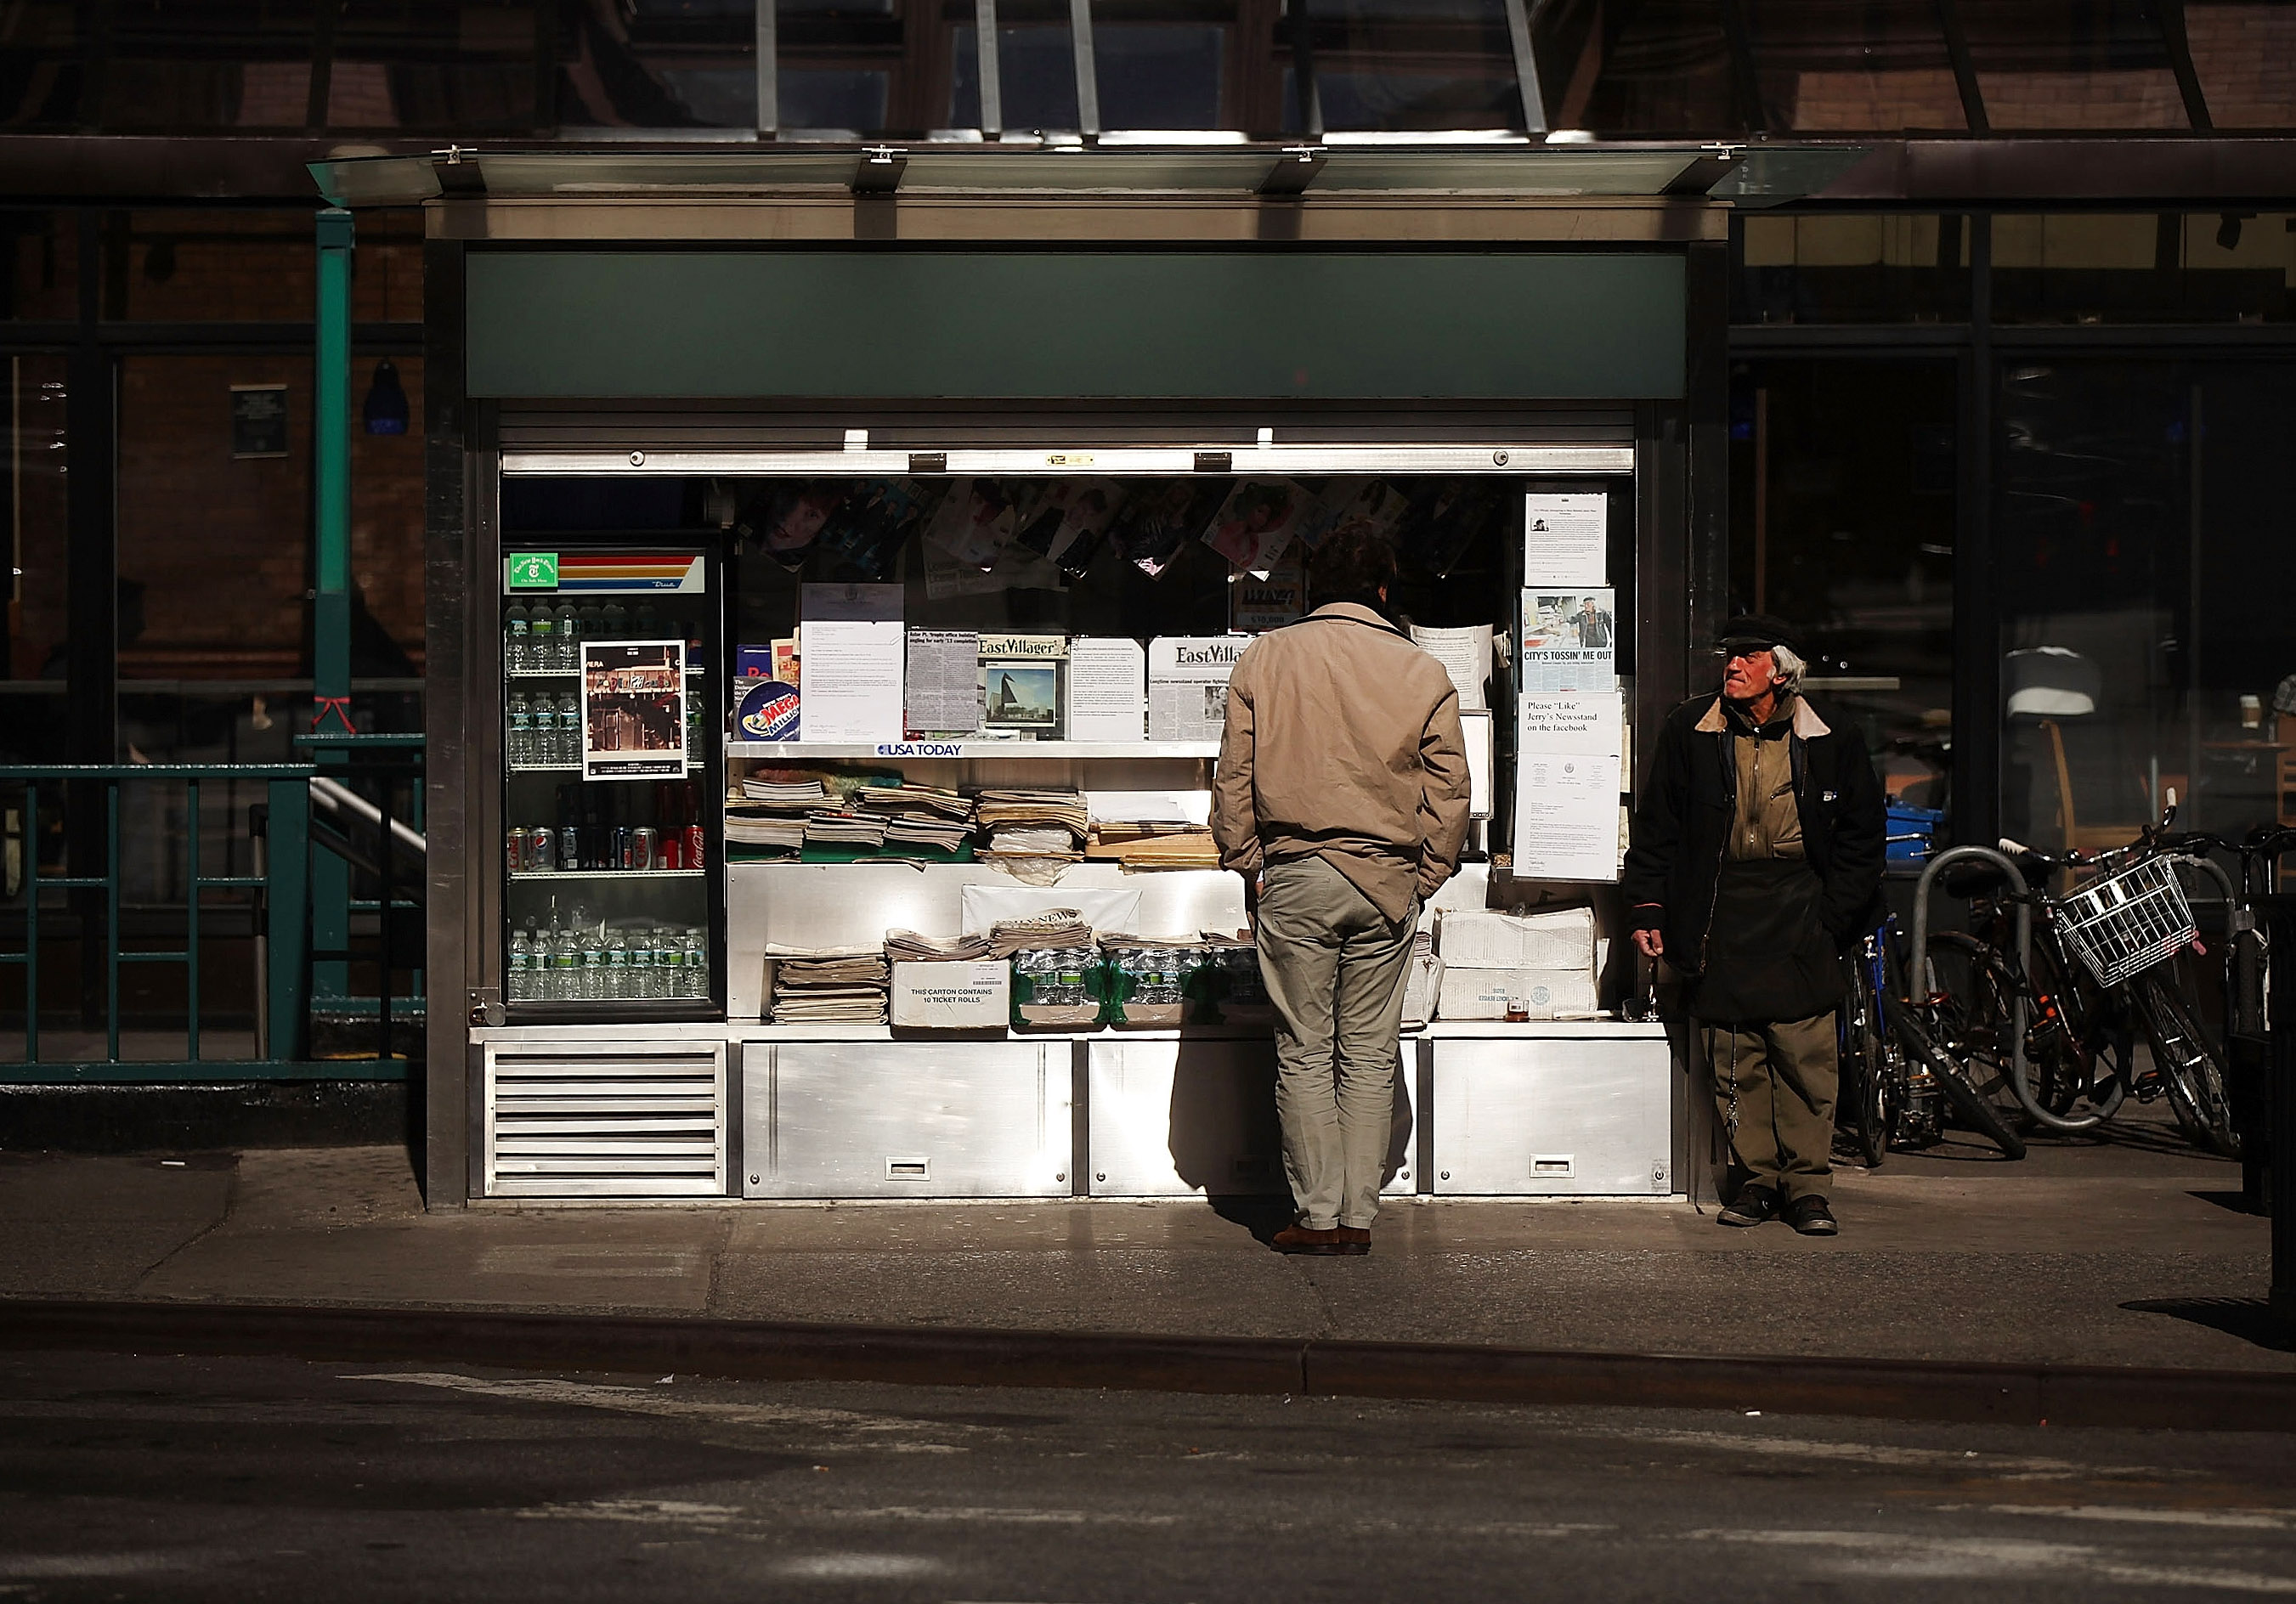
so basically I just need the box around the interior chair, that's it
[2039,717,2148,856]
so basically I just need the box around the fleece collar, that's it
[1694,692,1830,738]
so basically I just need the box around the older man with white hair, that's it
[1623,613,1886,1235]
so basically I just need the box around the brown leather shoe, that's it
[1337,1226,1371,1254]
[1271,1224,1359,1256]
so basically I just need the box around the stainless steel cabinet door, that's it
[1087,1038,1416,1197]
[743,1041,1072,1198]
[1429,1036,1671,1195]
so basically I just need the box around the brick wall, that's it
[2186,4,2296,128]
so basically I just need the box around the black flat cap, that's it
[1716,613,1801,653]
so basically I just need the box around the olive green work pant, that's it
[1700,1012,1838,1204]
[1254,855,1417,1232]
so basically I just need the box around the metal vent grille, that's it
[484,1042,727,1198]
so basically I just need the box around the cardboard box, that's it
[1401,952,1445,1028]
[1436,906,1597,971]
[891,961,1010,1030]
[1435,967,1598,1021]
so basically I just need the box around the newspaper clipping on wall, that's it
[1519,588,1618,692]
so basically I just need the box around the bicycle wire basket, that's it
[2056,853,2198,987]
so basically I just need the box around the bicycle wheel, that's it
[1835,964,1889,1170]
[1889,1004,2027,1161]
[2130,971,2239,1158]
[1923,935,2051,1135]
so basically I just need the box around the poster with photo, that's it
[1111,479,1228,579]
[740,482,847,573]
[978,633,1068,737]
[1202,477,1307,571]
[581,639,688,781]
[817,477,943,581]
[1519,589,1619,692]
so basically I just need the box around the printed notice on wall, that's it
[904,630,980,736]
[1066,637,1148,743]
[1522,491,1607,585]
[1516,692,1621,756]
[1519,589,1618,693]
[1409,624,1492,711]
[1513,750,1623,882]
[799,584,905,743]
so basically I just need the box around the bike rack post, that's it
[1911,845,2034,1093]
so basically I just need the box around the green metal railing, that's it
[0,763,411,1084]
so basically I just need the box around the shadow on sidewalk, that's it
[2121,1296,2293,1354]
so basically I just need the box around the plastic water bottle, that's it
[507,925,534,1001]
[602,929,629,1000]
[551,927,580,1002]
[580,922,608,1002]
[505,603,530,675]
[682,928,709,997]
[529,605,556,675]
[560,692,582,766]
[625,928,654,1000]
[506,692,532,767]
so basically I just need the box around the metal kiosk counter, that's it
[306,141,1817,1207]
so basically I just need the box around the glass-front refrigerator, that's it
[500,545,722,1020]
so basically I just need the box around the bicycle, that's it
[1835,913,2012,1166]
[1928,805,2256,1157]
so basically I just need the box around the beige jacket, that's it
[1211,602,1472,923]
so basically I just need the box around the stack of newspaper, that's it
[885,928,995,963]
[724,813,807,850]
[1084,820,1220,869]
[803,810,891,849]
[987,908,1096,955]
[851,782,976,853]
[976,788,1089,861]
[768,946,891,1025]
[741,775,833,808]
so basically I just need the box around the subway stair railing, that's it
[0,748,422,1082]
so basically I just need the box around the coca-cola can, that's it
[631,827,657,872]
[505,827,527,874]
[683,823,705,873]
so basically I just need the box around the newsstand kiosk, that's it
[309,142,1789,1209]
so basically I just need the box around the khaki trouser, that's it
[1701,1012,1837,1203]
[1255,855,1417,1231]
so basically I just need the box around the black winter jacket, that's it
[1620,691,1887,979]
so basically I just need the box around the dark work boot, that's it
[1783,1195,1839,1236]
[1717,1184,1782,1228]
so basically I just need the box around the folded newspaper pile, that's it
[767,946,891,1025]
[884,929,995,963]
[854,782,975,821]
[976,789,1090,857]
[987,908,1095,955]
[740,775,833,808]
[803,810,890,849]
[724,813,806,850]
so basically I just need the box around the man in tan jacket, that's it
[1212,522,1471,1256]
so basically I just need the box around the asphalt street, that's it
[4,1350,2296,1601]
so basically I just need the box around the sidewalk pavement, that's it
[3,1106,2285,1378]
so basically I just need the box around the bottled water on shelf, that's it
[625,929,655,1000]
[507,925,534,1001]
[602,929,629,1000]
[529,606,555,676]
[557,604,582,673]
[559,692,582,765]
[505,603,530,675]
[682,929,709,997]
[506,692,532,766]
[580,923,608,1002]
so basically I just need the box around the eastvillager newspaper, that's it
[1147,636,1246,743]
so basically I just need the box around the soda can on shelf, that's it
[529,826,554,873]
[631,827,657,872]
[657,832,682,872]
[505,827,527,874]
[614,827,634,872]
[683,823,705,873]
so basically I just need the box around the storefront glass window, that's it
[1299,0,1524,133]
[1728,359,1958,811]
[1996,359,2296,849]
[2183,2,2296,128]
[952,5,1083,131]
[1992,213,2296,325]
[1732,213,1973,325]
[0,7,83,130]
[562,0,759,130]
[1538,0,1739,136]
[3,355,71,760]
[0,213,80,323]
[1959,0,2190,130]
[1740,0,1968,132]
[1093,0,1234,131]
